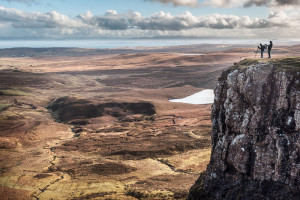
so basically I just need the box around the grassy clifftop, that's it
[233,57,300,71]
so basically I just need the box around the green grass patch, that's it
[0,88,28,96]
[0,104,11,112]
[233,57,300,71]
[271,57,300,71]
[236,58,259,69]
[125,187,175,200]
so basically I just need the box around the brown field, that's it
[0,44,299,199]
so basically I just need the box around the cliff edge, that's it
[188,57,300,200]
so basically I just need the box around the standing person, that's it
[267,41,273,58]
[257,43,266,58]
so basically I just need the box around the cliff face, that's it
[189,58,300,200]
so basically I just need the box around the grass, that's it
[0,88,28,96]
[219,57,300,82]
[234,58,259,69]
[271,57,300,71]
[232,57,300,71]
[0,104,11,112]
[125,187,176,200]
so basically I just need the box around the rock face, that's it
[188,58,300,200]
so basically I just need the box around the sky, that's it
[0,0,300,40]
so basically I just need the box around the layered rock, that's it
[189,58,300,200]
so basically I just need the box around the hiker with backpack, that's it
[266,41,273,58]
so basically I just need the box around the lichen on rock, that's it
[188,57,300,200]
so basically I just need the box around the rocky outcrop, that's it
[188,58,300,200]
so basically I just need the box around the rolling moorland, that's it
[0,43,300,199]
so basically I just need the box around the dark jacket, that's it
[258,45,265,51]
[268,43,273,50]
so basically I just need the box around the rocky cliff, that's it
[188,57,300,200]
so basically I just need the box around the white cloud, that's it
[207,0,300,8]
[78,10,140,30]
[245,0,300,7]
[0,6,85,28]
[0,6,299,39]
[147,0,199,7]
[207,0,244,8]
[268,10,300,26]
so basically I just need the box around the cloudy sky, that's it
[0,0,300,40]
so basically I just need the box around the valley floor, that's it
[0,44,299,199]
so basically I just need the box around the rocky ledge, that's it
[188,57,300,200]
